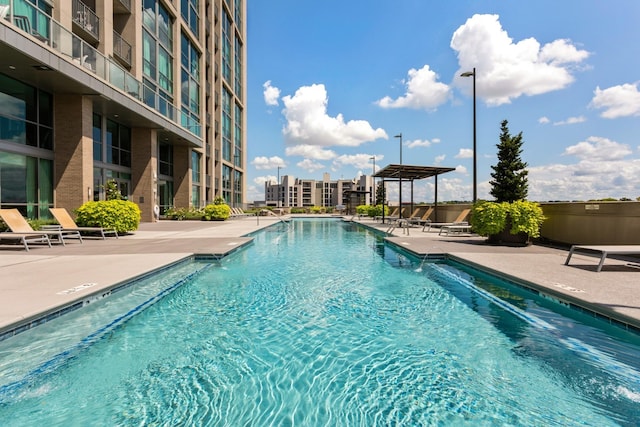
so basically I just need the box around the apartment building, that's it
[264,173,375,209]
[0,0,246,222]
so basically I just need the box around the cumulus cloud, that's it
[589,83,640,118]
[332,153,382,170]
[406,138,440,149]
[451,14,590,106]
[554,116,586,126]
[376,65,451,110]
[263,81,281,106]
[455,148,473,159]
[251,156,286,170]
[254,175,276,186]
[434,154,446,164]
[529,158,640,201]
[297,159,325,173]
[282,84,388,147]
[285,144,336,160]
[563,136,632,161]
[538,116,550,124]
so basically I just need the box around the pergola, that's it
[373,164,456,223]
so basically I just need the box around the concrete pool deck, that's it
[1,215,639,339]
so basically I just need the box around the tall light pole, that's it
[394,133,403,218]
[277,165,282,208]
[460,67,477,204]
[369,156,376,206]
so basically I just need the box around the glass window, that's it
[0,73,53,150]
[93,113,102,163]
[0,152,53,218]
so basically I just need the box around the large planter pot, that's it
[487,229,531,246]
[487,215,531,246]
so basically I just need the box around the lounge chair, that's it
[565,245,640,272]
[0,231,51,251]
[423,208,471,232]
[49,208,118,239]
[409,207,434,226]
[0,209,82,245]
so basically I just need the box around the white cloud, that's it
[563,136,632,161]
[553,116,586,125]
[254,175,276,186]
[589,83,640,118]
[434,154,446,164]
[251,156,286,170]
[529,159,640,201]
[406,138,439,149]
[455,165,468,174]
[282,84,388,147]
[538,116,550,124]
[285,144,336,160]
[297,158,325,173]
[455,148,473,159]
[451,14,590,106]
[376,65,451,110]
[332,153,381,170]
[263,80,281,106]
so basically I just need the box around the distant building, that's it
[265,172,376,208]
[0,0,246,221]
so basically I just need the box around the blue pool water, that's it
[0,218,639,425]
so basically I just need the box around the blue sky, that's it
[245,0,640,203]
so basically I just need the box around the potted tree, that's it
[471,120,545,245]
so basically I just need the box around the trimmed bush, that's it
[472,200,545,238]
[164,206,204,220]
[75,200,141,233]
[203,203,231,221]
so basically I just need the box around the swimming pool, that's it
[0,218,638,425]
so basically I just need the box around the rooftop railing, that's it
[0,0,201,138]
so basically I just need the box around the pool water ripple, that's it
[0,219,638,425]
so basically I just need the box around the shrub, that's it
[75,200,141,233]
[203,203,231,220]
[472,200,545,238]
[164,206,204,220]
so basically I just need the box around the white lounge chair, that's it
[0,209,81,246]
[423,208,471,232]
[50,208,118,239]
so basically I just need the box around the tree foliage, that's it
[489,120,529,203]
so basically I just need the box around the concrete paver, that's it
[1,216,638,338]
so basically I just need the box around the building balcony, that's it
[0,1,200,139]
[113,0,132,15]
[113,30,132,68]
[72,0,99,42]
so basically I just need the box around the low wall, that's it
[539,202,640,245]
[403,202,640,245]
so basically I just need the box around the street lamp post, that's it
[394,133,403,218]
[460,67,477,204]
[370,156,376,206]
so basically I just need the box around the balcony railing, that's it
[72,0,99,40]
[114,0,131,14]
[113,30,132,68]
[0,0,201,138]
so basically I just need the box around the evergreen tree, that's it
[375,182,386,205]
[489,120,529,202]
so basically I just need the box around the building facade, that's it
[264,173,375,209]
[0,0,246,222]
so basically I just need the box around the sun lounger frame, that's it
[564,245,640,272]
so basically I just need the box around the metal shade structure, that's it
[374,164,456,222]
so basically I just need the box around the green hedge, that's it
[75,200,141,233]
[203,203,231,220]
[471,200,545,238]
